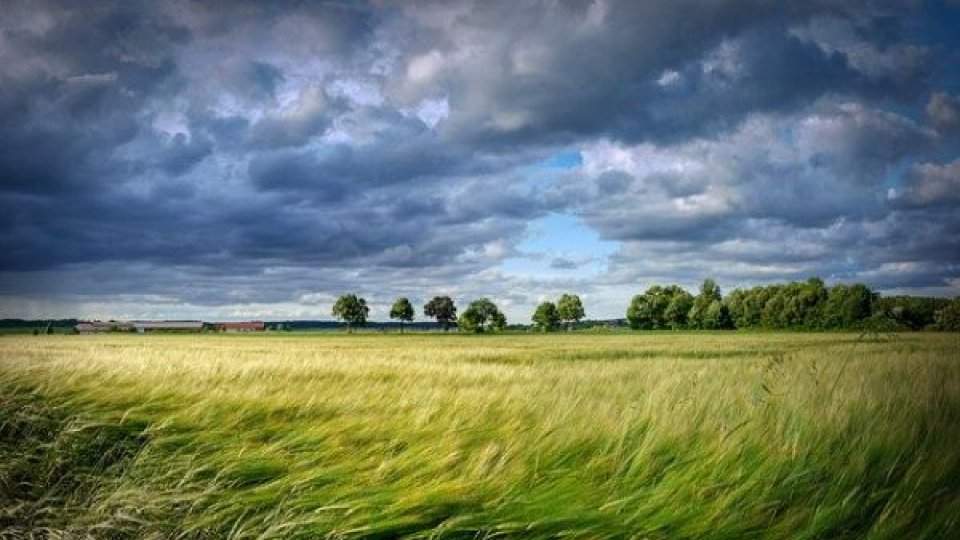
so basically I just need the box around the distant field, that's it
[1,333,958,538]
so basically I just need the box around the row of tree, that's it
[332,294,512,333]
[330,279,960,332]
[332,294,583,333]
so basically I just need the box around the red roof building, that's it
[211,321,266,332]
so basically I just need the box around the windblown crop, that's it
[2,332,958,538]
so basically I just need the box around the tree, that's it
[934,298,960,331]
[798,277,828,328]
[664,289,694,329]
[459,298,507,333]
[688,279,722,329]
[556,293,585,330]
[424,296,457,331]
[627,285,693,330]
[761,288,787,328]
[531,301,560,332]
[627,293,654,330]
[703,299,734,330]
[389,297,415,332]
[823,283,874,329]
[332,294,369,332]
[876,295,951,330]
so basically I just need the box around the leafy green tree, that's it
[556,293,585,330]
[823,284,874,329]
[627,285,692,330]
[798,277,828,328]
[424,296,458,331]
[875,295,950,330]
[703,299,734,329]
[627,292,656,330]
[725,289,747,328]
[531,301,560,331]
[688,279,722,329]
[934,298,960,331]
[459,298,507,333]
[738,285,773,328]
[663,288,694,329]
[332,294,369,332]
[389,297,415,332]
[761,289,787,328]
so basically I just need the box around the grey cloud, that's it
[854,261,960,291]
[927,91,960,133]
[386,0,926,148]
[599,205,960,297]
[235,61,285,101]
[246,87,337,150]
[894,159,960,207]
[790,15,930,81]
[550,257,580,270]
[575,101,936,242]
[159,132,213,176]
[249,150,352,202]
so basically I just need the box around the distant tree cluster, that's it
[874,295,956,331]
[332,294,510,333]
[532,293,585,331]
[630,277,958,331]
[627,285,695,330]
[931,297,960,331]
[328,280,959,333]
[724,279,873,330]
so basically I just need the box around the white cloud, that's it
[701,40,743,80]
[656,69,682,87]
[66,71,118,84]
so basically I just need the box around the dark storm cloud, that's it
[1,0,958,317]
[393,0,935,148]
[245,88,339,150]
[158,132,214,176]
[892,159,960,208]
[928,92,960,133]
[572,99,940,241]
[234,61,285,101]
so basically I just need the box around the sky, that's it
[1,0,959,322]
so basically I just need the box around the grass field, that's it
[1,332,959,538]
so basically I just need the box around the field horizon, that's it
[2,332,959,538]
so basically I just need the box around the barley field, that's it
[1,332,959,538]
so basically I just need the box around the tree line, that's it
[331,293,583,333]
[330,278,960,332]
[629,278,960,331]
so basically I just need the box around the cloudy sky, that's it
[1,0,959,322]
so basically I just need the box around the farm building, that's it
[75,321,133,333]
[132,321,204,333]
[209,321,266,332]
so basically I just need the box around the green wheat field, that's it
[2,332,959,538]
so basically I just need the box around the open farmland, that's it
[1,332,959,538]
